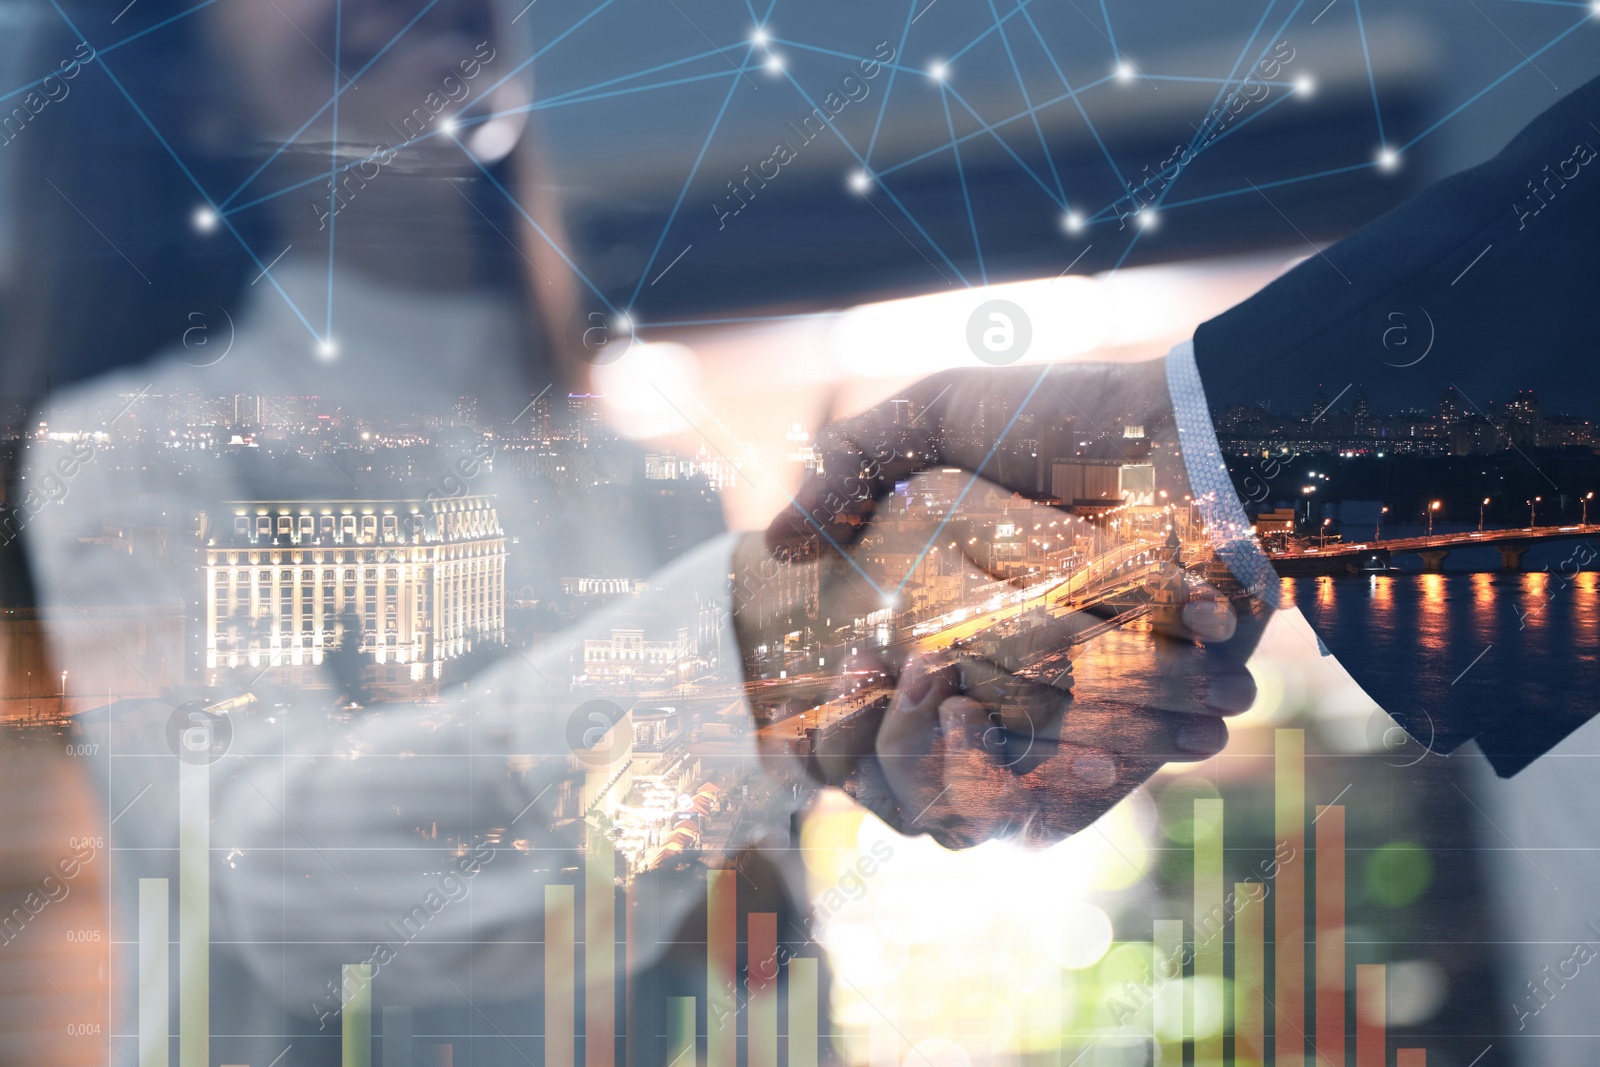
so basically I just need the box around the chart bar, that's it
[1234,882,1265,1066]
[625,877,638,1059]
[748,912,778,1067]
[1193,798,1224,1066]
[139,878,169,1067]
[1316,805,1346,1067]
[383,1006,413,1067]
[178,762,208,1067]
[1356,964,1386,1067]
[667,997,695,1067]
[586,826,617,1067]
[342,963,372,1067]
[1275,729,1306,1067]
[788,957,819,1067]
[1154,918,1185,1058]
[547,884,577,1067]
[707,869,737,1067]
[1397,1049,1427,1066]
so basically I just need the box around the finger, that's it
[1151,633,1259,717]
[1203,663,1258,715]
[1181,596,1238,642]
[876,662,962,829]
[907,702,1015,850]
[940,656,1067,773]
[1006,703,1231,763]
[877,659,957,760]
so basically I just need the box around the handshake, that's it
[731,353,1274,850]
[730,66,1600,840]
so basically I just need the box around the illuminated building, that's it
[1050,459,1121,506]
[582,626,697,684]
[643,445,747,491]
[200,495,505,688]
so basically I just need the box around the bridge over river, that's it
[1267,524,1600,576]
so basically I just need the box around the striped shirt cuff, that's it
[1164,338,1283,611]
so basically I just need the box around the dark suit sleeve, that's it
[1193,73,1600,777]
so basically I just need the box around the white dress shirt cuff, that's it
[1164,338,1282,610]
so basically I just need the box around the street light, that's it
[1428,499,1441,539]
[1480,497,1490,533]
[1375,505,1388,542]
[1320,516,1331,548]
[1529,495,1542,529]
[1585,492,1594,526]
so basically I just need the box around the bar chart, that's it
[123,724,1445,1067]
[317,839,823,1067]
[1137,728,1430,1066]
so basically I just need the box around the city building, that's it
[643,445,748,492]
[582,625,698,684]
[1050,459,1121,506]
[199,494,506,689]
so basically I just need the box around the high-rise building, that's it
[201,495,506,690]
[1309,384,1330,424]
[1352,387,1373,434]
[978,394,1010,440]
[1439,386,1462,426]
[1507,389,1541,446]
[529,391,553,446]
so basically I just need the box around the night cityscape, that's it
[7,0,1600,1060]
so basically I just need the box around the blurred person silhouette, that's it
[2,1,787,1064]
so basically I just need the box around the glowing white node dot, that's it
[751,27,769,45]
[1063,211,1085,233]
[929,62,947,81]
[317,339,338,360]
[1377,147,1400,171]
[1137,209,1158,229]
[766,54,784,73]
[849,170,872,193]
[440,116,459,135]
[1295,75,1314,97]
[192,206,218,233]
[1115,62,1134,82]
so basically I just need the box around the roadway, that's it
[1268,523,1600,573]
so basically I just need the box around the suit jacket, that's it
[1194,74,1600,775]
